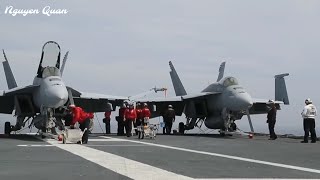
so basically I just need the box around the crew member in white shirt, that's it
[301,98,317,143]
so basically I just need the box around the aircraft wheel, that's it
[179,122,185,134]
[230,123,237,132]
[4,122,11,135]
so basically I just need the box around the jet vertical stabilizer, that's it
[2,50,18,89]
[275,73,289,105]
[60,51,69,76]
[217,62,226,82]
[169,61,187,96]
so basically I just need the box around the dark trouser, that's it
[105,120,111,134]
[268,121,277,139]
[133,119,139,135]
[165,121,173,135]
[80,118,90,144]
[163,126,166,134]
[117,119,125,135]
[303,118,317,142]
[125,119,133,137]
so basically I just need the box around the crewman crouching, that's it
[69,105,94,144]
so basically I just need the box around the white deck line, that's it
[101,136,320,175]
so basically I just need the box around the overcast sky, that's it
[0,0,320,135]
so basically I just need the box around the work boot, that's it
[300,141,308,143]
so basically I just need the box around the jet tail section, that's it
[169,61,187,96]
[2,50,18,89]
[217,62,226,82]
[275,73,289,105]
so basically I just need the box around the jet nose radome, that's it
[238,93,253,109]
[47,87,68,108]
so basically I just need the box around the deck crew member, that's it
[135,103,143,135]
[69,105,94,144]
[124,104,137,137]
[163,105,175,135]
[301,98,317,143]
[103,102,112,134]
[142,103,151,126]
[267,100,277,140]
[116,103,126,136]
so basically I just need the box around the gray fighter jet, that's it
[141,61,289,135]
[0,41,126,135]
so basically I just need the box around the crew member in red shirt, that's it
[103,102,112,134]
[141,103,151,126]
[69,105,94,144]
[135,103,143,135]
[124,104,137,137]
[117,103,126,136]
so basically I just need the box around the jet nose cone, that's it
[48,88,68,108]
[239,93,253,109]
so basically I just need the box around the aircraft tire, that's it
[179,122,185,134]
[4,122,11,135]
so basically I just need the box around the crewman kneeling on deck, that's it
[124,104,137,137]
[69,105,94,144]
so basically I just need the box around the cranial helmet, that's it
[68,104,76,108]
[305,98,312,104]
[268,100,275,104]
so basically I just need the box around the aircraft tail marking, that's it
[2,50,18,89]
[169,61,187,96]
[274,73,289,105]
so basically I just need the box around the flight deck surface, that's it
[1,133,319,179]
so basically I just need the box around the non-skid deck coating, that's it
[1,133,320,179]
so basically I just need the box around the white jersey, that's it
[301,104,317,119]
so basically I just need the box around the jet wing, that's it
[0,85,39,114]
[182,92,221,100]
[137,92,221,118]
[72,92,128,112]
[3,85,39,96]
[249,98,283,115]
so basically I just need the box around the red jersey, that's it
[119,107,126,118]
[124,108,137,120]
[71,107,94,125]
[142,107,151,118]
[136,108,143,119]
[104,111,111,118]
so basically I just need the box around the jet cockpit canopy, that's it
[222,77,239,87]
[42,66,61,78]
